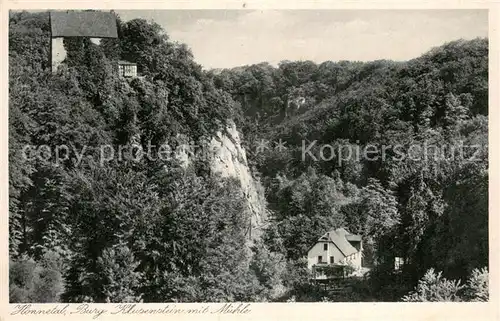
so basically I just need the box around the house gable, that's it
[307,228,363,271]
[307,241,346,270]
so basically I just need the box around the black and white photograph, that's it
[8,7,490,306]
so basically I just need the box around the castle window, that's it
[118,60,137,78]
[395,257,404,270]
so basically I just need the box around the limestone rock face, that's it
[172,121,268,241]
[208,121,267,241]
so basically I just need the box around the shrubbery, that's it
[402,267,489,302]
[10,251,64,303]
[463,267,489,302]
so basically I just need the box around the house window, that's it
[330,256,334,264]
[118,63,138,78]
[317,256,323,263]
[395,257,404,270]
[324,243,328,251]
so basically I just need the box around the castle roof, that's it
[50,10,118,38]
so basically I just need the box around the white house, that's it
[307,228,363,279]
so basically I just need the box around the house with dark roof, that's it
[49,10,118,72]
[307,228,363,279]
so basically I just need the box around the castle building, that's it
[49,10,118,72]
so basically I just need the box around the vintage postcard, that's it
[1,1,498,321]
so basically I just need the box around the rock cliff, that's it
[173,121,267,241]
[208,121,268,241]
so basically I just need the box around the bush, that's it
[463,267,489,302]
[276,258,332,302]
[95,244,143,303]
[10,251,65,303]
[402,267,489,302]
[281,258,311,289]
[402,268,464,302]
[10,257,36,303]
[249,240,287,300]
[289,282,329,302]
[366,265,412,301]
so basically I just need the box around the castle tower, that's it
[49,10,118,73]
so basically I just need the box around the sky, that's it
[116,10,488,69]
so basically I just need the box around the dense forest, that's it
[9,10,488,303]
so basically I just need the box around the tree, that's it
[9,11,488,303]
[249,240,286,299]
[269,169,356,260]
[463,267,489,302]
[10,251,65,303]
[402,268,464,302]
[62,162,162,302]
[402,267,488,302]
[95,243,143,303]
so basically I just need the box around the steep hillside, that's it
[9,11,272,303]
[208,121,268,239]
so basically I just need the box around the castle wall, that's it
[51,37,66,73]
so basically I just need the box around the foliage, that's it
[402,267,489,302]
[249,240,287,299]
[10,251,65,303]
[95,244,143,303]
[364,265,413,301]
[281,258,312,290]
[278,259,327,302]
[402,268,464,302]
[9,10,488,303]
[267,168,358,260]
[9,11,251,303]
[463,267,489,302]
[218,37,488,297]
